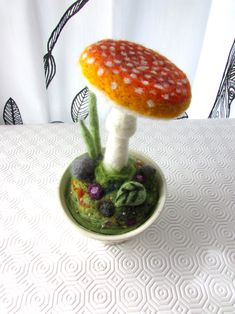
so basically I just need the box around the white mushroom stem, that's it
[104,108,137,172]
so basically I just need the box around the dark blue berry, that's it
[134,165,156,186]
[138,165,156,178]
[98,201,115,217]
[127,218,137,226]
[117,206,142,227]
[88,183,103,200]
[134,174,145,183]
[70,155,95,182]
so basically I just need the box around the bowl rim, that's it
[58,150,167,242]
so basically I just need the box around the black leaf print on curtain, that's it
[71,87,89,122]
[44,52,56,89]
[43,0,89,88]
[3,98,23,125]
[209,39,235,118]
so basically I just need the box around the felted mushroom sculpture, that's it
[79,39,191,172]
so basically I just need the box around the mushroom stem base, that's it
[103,108,137,172]
[104,136,130,171]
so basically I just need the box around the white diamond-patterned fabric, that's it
[0,119,234,313]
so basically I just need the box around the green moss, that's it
[95,157,137,187]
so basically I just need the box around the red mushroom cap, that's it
[79,39,191,119]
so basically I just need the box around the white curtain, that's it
[0,0,234,125]
[189,0,235,118]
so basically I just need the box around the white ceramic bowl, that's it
[59,151,167,244]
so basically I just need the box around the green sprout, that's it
[79,90,102,160]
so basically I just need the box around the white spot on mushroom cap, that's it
[112,69,119,74]
[87,57,95,64]
[137,66,149,71]
[124,77,131,84]
[97,68,104,76]
[142,80,149,86]
[111,82,118,90]
[176,88,181,94]
[162,94,169,100]
[126,62,134,67]
[132,60,139,66]
[114,59,121,64]
[101,45,107,50]
[154,83,164,90]
[105,61,113,67]
[110,46,115,51]
[152,67,159,71]
[144,74,152,79]
[181,79,188,84]
[132,69,140,74]
[147,99,156,108]
[140,60,148,65]
[130,73,137,79]
[82,52,87,60]
[135,87,144,94]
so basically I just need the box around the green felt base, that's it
[65,155,159,235]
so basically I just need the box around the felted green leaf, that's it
[115,181,146,207]
[79,120,96,159]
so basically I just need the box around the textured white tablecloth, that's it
[0,119,234,314]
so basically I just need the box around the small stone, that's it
[70,155,95,182]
